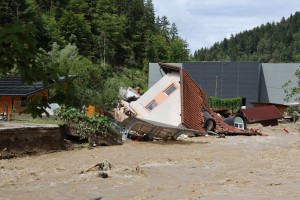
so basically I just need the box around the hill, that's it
[193,12,300,63]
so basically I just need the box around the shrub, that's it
[209,96,243,111]
[57,107,111,146]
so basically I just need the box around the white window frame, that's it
[234,117,244,130]
[164,84,177,96]
[146,100,158,111]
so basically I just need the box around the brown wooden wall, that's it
[0,89,48,115]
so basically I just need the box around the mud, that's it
[1,122,300,199]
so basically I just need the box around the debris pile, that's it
[80,160,112,179]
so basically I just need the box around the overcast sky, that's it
[152,0,300,53]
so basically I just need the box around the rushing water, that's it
[1,125,300,200]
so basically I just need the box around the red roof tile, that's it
[181,69,248,134]
[181,69,206,134]
[209,110,246,133]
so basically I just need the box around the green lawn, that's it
[10,118,64,125]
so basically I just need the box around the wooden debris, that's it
[250,128,263,135]
[80,160,112,174]
[216,134,226,138]
[0,148,7,159]
[284,128,289,133]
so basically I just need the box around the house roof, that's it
[122,117,200,139]
[0,75,77,97]
[158,62,181,73]
[181,69,207,134]
[0,76,50,97]
[251,102,288,115]
[241,105,283,123]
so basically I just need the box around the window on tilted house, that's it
[164,84,176,96]
[146,100,158,111]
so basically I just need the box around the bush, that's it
[57,107,111,146]
[209,96,243,111]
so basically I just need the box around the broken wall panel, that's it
[122,117,201,140]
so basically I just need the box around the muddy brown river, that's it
[1,123,300,199]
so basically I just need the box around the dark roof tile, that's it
[0,76,48,96]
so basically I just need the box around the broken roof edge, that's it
[250,102,289,107]
[158,62,182,74]
[207,108,258,135]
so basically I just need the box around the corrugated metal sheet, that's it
[241,105,283,123]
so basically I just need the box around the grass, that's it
[9,117,64,125]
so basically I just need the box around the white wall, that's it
[130,72,182,126]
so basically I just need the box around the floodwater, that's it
[1,123,300,200]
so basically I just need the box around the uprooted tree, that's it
[58,107,123,146]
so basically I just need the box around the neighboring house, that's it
[260,63,300,104]
[126,63,246,135]
[0,76,49,115]
[149,62,300,106]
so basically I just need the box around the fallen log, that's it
[80,162,102,174]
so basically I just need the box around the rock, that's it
[98,172,108,178]
[62,139,74,150]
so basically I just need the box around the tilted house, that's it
[0,76,49,116]
[130,64,182,127]
[127,63,247,135]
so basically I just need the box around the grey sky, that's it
[152,0,300,53]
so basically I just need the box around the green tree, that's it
[283,67,300,102]
[169,38,190,62]
[47,43,104,108]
